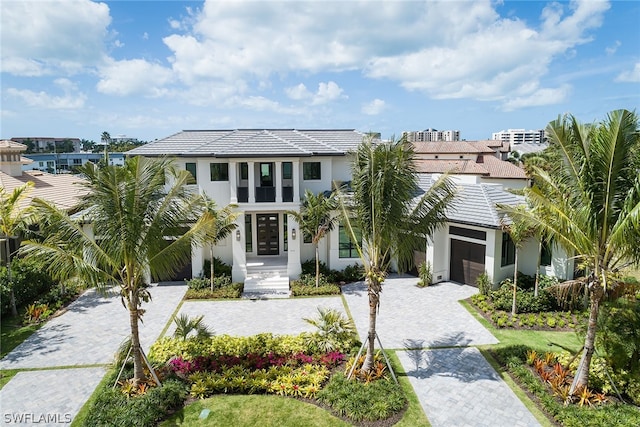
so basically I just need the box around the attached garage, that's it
[449,238,485,285]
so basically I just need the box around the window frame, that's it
[185,162,197,183]
[209,162,229,181]
[303,162,321,180]
[501,232,516,267]
[339,222,361,259]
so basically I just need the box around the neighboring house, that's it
[0,140,88,211]
[10,137,82,153]
[412,140,528,190]
[418,174,574,287]
[127,129,368,291]
[22,152,125,174]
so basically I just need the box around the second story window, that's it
[185,162,197,183]
[283,162,293,179]
[303,162,321,180]
[210,163,229,181]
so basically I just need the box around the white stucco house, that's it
[126,130,572,292]
[127,129,368,292]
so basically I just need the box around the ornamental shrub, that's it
[0,258,57,316]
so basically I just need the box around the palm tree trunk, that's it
[210,245,215,292]
[362,275,381,372]
[512,251,518,315]
[534,241,541,297]
[572,279,604,392]
[5,239,17,317]
[128,292,146,384]
[315,244,320,287]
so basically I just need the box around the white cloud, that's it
[615,63,640,83]
[285,83,312,101]
[0,0,111,76]
[97,59,173,97]
[312,81,346,105]
[362,99,386,115]
[285,82,345,104]
[7,78,87,109]
[157,0,609,110]
[501,84,571,111]
[606,40,621,55]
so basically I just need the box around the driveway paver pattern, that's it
[342,276,498,349]
[397,347,540,427]
[0,283,186,425]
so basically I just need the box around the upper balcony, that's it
[234,161,298,204]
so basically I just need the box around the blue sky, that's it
[1,0,639,142]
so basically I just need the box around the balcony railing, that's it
[255,187,275,202]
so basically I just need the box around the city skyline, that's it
[1,0,639,142]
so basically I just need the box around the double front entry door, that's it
[256,214,279,255]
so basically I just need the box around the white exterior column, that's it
[191,244,204,279]
[229,161,238,204]
[231,217,247,282]
[287,216,302,279]
[248,161,256,203]
[292,161,300,202]
[275,161,282,202]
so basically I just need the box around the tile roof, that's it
[0,170,88,211]
[127,129,367,157]
[415,155,527,179]
[0,140,27,150]
[416,175,524,228]
[413,141,485,154]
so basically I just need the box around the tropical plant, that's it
[286,190,338,287]
[501,206,536,315]
[476,271,492,296]
[20,156,219,384]
[172,313,213,340]
[303,307,357,352]
[501,109,640,392]
[336,136,456,371]
[417,261,432,287]
[202,197,239,291]
[0,181,35,317]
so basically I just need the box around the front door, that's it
[257,214,279,255]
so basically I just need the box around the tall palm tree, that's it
[287,189,338,287]
[502,109,640,391]
[202,197,239,291]
[337,136,456,371]
[21,156,218,383]
[0,182,35,317]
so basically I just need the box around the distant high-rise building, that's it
[403,128,460,142]
[491,129,546,144]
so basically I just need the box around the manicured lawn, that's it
[161,395,351,427]
[1,314,40,359]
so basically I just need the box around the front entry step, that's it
[243,267,290,299]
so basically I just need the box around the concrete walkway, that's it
[0,283,186,426]
[0,275,542,426]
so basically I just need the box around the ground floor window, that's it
[283,214,288,252]
[245,214,252,252]
[339,222,361,258]
[540,240,552,266]
[501,232,516,266]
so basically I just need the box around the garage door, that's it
[450,239,485,285]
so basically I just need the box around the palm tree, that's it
[202,197,239,291]
[286,189,338,287]
[502,109,640,392]
[0,182,35,317]
[500,206,535,315]
[337,136,456,371]
[21,156,218,383]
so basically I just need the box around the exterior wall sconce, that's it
[236,229,241,241]
[291,228,296,240]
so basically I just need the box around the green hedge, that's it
[0,258,56,316]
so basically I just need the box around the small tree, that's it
[501,206,535,315]
[287,190,338,287]
[202,197,239,291]
[0,182,35,317]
